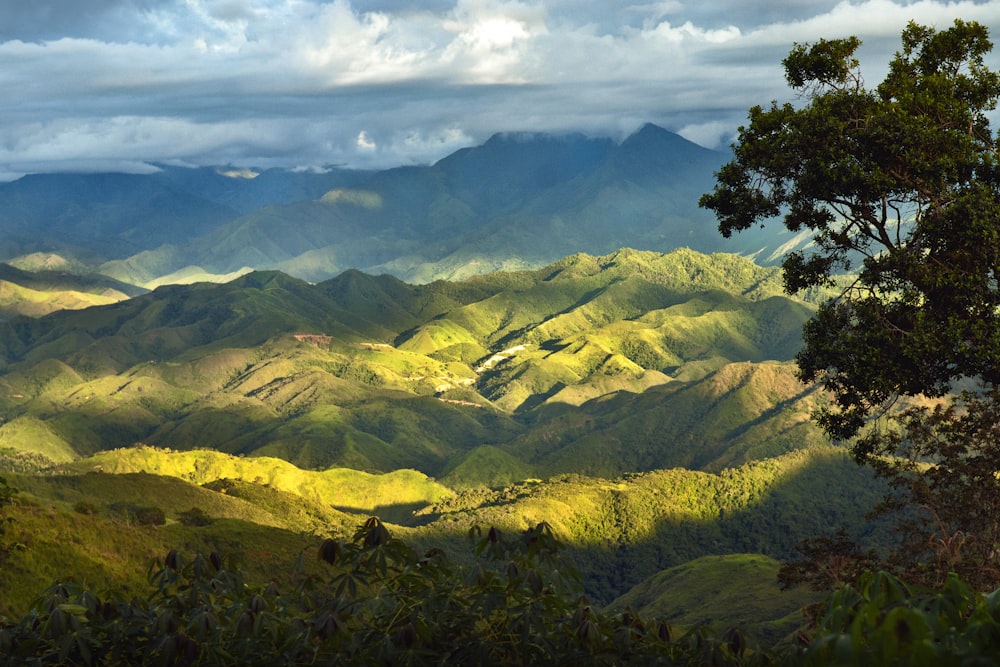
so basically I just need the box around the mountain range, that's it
[0,125,811,287]
[0,248,884,626]
[0,127,867,642]
[0,248,823,479]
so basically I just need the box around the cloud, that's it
[1,0,999,179]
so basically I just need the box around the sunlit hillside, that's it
[0,248,878,636]
[0,249,824,481]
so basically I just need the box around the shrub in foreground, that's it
[3,518,1000,665]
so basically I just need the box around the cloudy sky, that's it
[1,0,999,180]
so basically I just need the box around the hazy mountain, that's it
[0,165,370,266]
[136,124,804,284]
[0,172,238,261]
[0,125,810,287]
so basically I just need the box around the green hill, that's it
[609,554,821,643]
[0,443,885,618]
[0,249,827,482]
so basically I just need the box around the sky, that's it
[2,0,1000,180]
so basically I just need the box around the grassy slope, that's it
[1,470,351,619]
[608,554,821,643]
[0,263,146,319]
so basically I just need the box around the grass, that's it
[608,554,821,643]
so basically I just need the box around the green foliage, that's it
[422,446,889,603]
[800,570,1000,666]
[0,447,56,473]
[177,507,212,527]
[854,388,1000,590]
[109,502,167,527]
[73,500,98,516]
[7,518,1000,666]
[0,476,19,562]
[0,519,779,666]
[701,19,1000,595]
[701,19,1000,440]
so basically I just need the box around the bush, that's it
[178,507,212,527]
[108,502,166,527]
[0,519,771,666]
[135,506,165,526]
[73,501,98,516]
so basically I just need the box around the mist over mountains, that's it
[0,124,809,286]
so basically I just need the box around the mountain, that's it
[0,125,811,287]
[0,263,147,319]
[0,248,890,632]
[0,248,826,481]
[0,166,371,266]
[129,124,803,285]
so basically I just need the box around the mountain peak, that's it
[620,123,703,152]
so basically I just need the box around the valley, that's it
[0,246,885,641]
[0,127,877,658]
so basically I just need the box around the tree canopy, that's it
[701,20,1000,586]
[700,19,1000,441]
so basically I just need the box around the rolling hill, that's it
[0,248,890,636]
[0,249,825,482]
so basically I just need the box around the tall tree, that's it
[700,20,1000,586]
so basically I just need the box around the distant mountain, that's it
[0,125,810,287]
[0,166,371,265]
[0,248,826,480]
[123,124,803,285]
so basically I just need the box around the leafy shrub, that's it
[108,502,166,527]
[0,519,770,666]
[73,501,98,516]
[178,507,212,527]
[0,449,55,474]
[799,570,1000,666]
[5,515,998,666]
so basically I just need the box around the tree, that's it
[700,20,1000,586]
[0,476,18,563]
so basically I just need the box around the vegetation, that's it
[0,476,19,564]
[0,444,887,620]
[703,20,1000,589]
[5,519,1000,666]
[0,249,825,483]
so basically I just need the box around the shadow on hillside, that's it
[332,501,434,526]
[406,446,894,611]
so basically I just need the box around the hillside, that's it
[0,248,888,637]
[0,249,824,481]
[0,263,146,319]
[0,443,885,617]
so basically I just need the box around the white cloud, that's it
[356,130,377,151]
[1,0,999,178]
